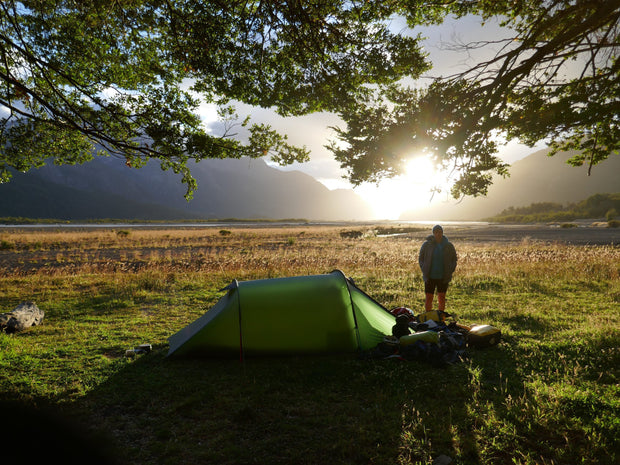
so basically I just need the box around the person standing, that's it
[418,225,457,312]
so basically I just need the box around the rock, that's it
[0,302,44,333]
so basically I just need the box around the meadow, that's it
[0,225,618,465]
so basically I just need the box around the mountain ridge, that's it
[0,156,373,221]
[401,149,620,221]
[2,147,618,222]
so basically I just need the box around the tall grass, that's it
[0,226,618,464]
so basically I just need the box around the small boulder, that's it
[0,302,44,333]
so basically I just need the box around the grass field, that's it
[1,226,618,464]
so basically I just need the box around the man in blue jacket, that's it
[418,225,458,312]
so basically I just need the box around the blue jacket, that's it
[418,235,457,283]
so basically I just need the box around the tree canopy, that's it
[0,0,429,196]
[332,0,620,198]
[1,1,618,199]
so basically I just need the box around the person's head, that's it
[432,224,443,243]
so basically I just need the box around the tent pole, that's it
[234,279,245,364]
[334,270,363,354]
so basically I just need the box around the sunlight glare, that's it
[355,155,449,220]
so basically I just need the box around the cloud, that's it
[208,102,351,187]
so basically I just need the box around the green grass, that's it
[0,228,618,464]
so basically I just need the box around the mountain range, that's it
[0,157,372,221]
[402,149,620,221]
[1,148,618,221]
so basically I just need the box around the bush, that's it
[340,229,364,239]
[0,240,15,250]
[488,193,620,223]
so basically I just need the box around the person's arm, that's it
[419,243,428,280]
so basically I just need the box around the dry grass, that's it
[2,226,618,280]
[2,225,618,318]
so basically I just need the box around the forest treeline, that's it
[487,193,620,224]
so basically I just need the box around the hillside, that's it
[401,149,620,220]
[486,193,620,223]
[0,157,373,221]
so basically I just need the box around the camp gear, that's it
[454,322,472,332]
[167,270,395,357]
[392,315,412,339]
[366,336,400,359]
[136,343,152,353]
[125,343,152,357]
[390,306,415,321]
[467,324,501,347]
[368,320,469,365]
[414,320,435,331]
[399,330,439,346]
[399,340,447,366]
[382,336,399,346]
[438,330,465,351]
[417,310,453,323]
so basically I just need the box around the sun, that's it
[355,155,450,220]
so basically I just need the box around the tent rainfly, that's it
[167,270,396,357]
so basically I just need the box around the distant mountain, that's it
[402,149,620,221]
[0,157,373,221]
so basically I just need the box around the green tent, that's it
[167,270,395,357]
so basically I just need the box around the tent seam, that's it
[333,270,363,353]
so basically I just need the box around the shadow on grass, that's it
[0,398,122,465]
[9,312,613,464]
[503,313,556,335]
[66,344,528,465]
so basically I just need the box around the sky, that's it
[199,14,547,220]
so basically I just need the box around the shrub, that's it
[340,229,363,239]
[0,240,15,250]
